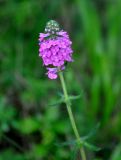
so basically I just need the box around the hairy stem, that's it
[59,71,86,160]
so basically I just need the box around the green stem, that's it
[59,71,86,160]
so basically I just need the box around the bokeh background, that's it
[0,0,121,159]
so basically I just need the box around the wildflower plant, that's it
[39,20,99,160]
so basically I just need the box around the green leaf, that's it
[48,98,65,107]
[110,143,121,160]
[32,144,48,158]
[13,117,41,134]
[55,139,76,147]
[83,141,101,151]
[68,94,82,101]
[71,146,78,160]
[0,149,28,160]
[55,137,101,151]
[81,123,100,141]
[49,94,82,107]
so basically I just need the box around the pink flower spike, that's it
[38,20,73,79]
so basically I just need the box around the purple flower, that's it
[46,68,58,79]
[38,20,73,79]
[46,66,65,79]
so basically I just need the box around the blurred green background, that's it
[0,0,121,159]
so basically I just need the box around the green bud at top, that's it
[45,20,60,34]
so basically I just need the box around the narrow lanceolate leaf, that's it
[83,141,101,151]
[48,98,65,107]
[49,94,82,107]
[55,138,100,151]
[68,94,82,101]
[71,146,79,160]
[81,123,100,141]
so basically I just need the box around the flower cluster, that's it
[39,20,73,79]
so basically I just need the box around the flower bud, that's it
[45,20,60,34]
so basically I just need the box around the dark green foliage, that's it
[0,0,121,159]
